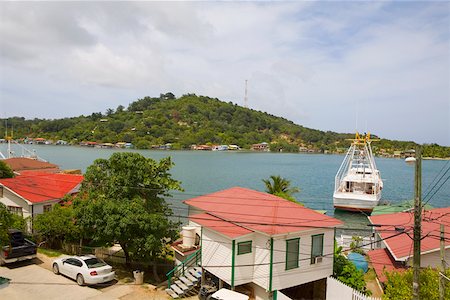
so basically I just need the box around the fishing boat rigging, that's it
[333,132,383,213]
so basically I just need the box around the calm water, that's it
[3,144,449,232]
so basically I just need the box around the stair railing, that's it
[167,248,201,288]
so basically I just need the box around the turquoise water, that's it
[2,144,449,230]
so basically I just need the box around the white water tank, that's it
[182,226,196,248]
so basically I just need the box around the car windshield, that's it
[84,258,107,268]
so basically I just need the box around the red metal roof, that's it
[191,213,253,238]
[185,187,343,237]
[3,157,60,173]
[367,248,406,283]
[369,207,450,260]
[0,173,83,203]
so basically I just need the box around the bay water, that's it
[3,144,449,233]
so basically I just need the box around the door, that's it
[62,258,83,279]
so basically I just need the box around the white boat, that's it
[333,133,383,213]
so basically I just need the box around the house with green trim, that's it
[183,187,343,300]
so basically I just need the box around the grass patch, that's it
[365,268,377,281]
[38,248,64,257]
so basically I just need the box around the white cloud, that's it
[0,1,448,145]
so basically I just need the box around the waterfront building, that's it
[173,187,342,300]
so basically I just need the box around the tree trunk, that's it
[152,262,161,282]
[120,242,131,267]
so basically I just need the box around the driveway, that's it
[0,259,132,300]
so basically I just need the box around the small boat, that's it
[333,132,383,213]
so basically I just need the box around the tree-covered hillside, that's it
[1,93,449,157]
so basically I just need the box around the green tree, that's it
[262,175,300,203]
[33,205,79,249]
[384,268,450,300]
[350,236,365,255]
[333,242,368,293]
[74,152,182,280]
[0,161,14,178]
[0,203,26,246]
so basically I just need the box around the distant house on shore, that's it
[251,142,269,151]
[367,207,450,284]
[0,173,83,231]
[178,187,342,300]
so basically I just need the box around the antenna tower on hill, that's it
[244,79,248,108]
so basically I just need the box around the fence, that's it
[326,277,381,300]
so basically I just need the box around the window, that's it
[285,238,300,270]
[65,258,82,267]
[0,186,3,197]
[43,204,52,213]
[311,234,324,264]
[237,241,252,255]
[84,258,107,269]
[7,206,23,217]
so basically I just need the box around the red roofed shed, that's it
[369,207,450,267]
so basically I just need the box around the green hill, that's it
[1,93,449,157]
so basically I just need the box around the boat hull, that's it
[333,192,380,213]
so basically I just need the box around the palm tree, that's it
[262,175,301,204]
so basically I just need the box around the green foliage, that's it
[33,205,79,248]
[0,203,26,246]
[350,236,365,255]
[1,94,449,156]
[383,268,450,300]
[263,175,301,204]
[0,160,14,178]
[338,263,366,292]
[74,152,182,267]
[333,242,368,294]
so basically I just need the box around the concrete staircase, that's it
[165,267,202,298]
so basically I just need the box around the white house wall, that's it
[202,227,233,285]
[0,189,31,218]
[32,201,59,215]
[252,234,271,290]
[407,248,450,268]
[271,228,335,291]
[234,234,256,286]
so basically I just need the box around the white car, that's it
[52,255,115,286]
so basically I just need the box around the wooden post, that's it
[412,146,422,300]
[439,224,445,300]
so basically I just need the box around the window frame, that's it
[237,241,252,255]
[7,206,23,217]
[285,237,300,270]
[311,233,324,264]
[43,204,52,213]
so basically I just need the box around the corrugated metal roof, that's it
[185,187,343,237]
[367,248,406,282]
[0,173,83,203]
[4,157,60,173]
[190,213,253,238]
[369,207,450,260]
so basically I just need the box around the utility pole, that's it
[412,145,422,300]
[440,223,446,300]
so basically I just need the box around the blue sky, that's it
[0,2,449,145]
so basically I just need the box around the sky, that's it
[0,2,449,145]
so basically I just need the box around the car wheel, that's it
[76,274,85,286]
[52,263,59,275]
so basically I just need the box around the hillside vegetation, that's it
[1,93,449,157]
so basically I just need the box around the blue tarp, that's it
[348,252,368,273]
